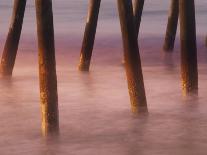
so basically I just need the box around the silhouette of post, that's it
[121,0,144,65]
[179,0,198,93]
[0,0,26,76]
[35,0,59,136]
[163,0,179,51]
[117,0,148,113]
[78,0,101,71]
[205,36,207,47]
[133,0,145,37]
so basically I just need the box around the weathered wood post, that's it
[205,36,207,47]
[179,0,198,93]
[121,0,145,65]
[78,0,101,71]
[163,0,179,51]
[0,0,26,76]
[133,0,145,37]
[35,0,59,136]
[117,0,148,113]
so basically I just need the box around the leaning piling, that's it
[163,0,179,51]
[78,0,101,71]
[35,0,59,136]
[0,0,26,76]
[179,0,198,93]
[117,0,148,113]
[133,0,145,37]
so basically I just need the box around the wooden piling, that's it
[35,0,59,136]
[121,0,144,64]
[205,36,207,47]
[0,0,26,76]
[163,0,179,51]
[133,0,145,37]
[179,0,198,93]
[78,0,101,71]
[117,0,148,113]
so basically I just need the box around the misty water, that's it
[1,0,207,154]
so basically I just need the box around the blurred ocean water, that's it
[1,1,207,155]
[0,0,207,38]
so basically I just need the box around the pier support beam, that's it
[205,36,207,47]
[0,0,26,76]
[133,0,145,37]
[179,0,198,93]
[163,0,179,51]
[35,0,59,136]
[78,0,101,71]
[121,0,145,64]
[117,0,148,113]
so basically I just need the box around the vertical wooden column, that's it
[117,0,148,113]
[179,0,198,93]
[35,0,59,136]
[133,0,145,37]
[163,0,179,51]
[78,0,101,71]
[0,0,26,76]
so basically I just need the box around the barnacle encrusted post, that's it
[117,0,148,113]
[179,0,198,94]
[0,0,26,76]
[78,0,101,71]
[35,0,59,136]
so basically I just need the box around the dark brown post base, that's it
[179,0,198,94]
[35,0,59,136]
[0,0,26,76]
[117,0,148,113]
[78,0,101,71]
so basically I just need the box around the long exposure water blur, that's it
[1,0,207,154]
